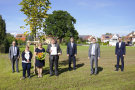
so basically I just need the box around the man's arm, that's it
[46,44,50,53]
[9,47,11,59]
[115,43,117,55]
[88,45,91,58]
[75,44,77,55]
[98,44,100,58]
[58,44,62,54]
[123,42,126,55]
[67,43,69,54]
[18,47,20,58]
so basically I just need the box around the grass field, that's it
[0,45,135,90]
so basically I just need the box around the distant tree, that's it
[0,15,6,45]
[43,10,79,43]
[6,33,15,45]
[16,39,26,46]
[97,38,101,43]
[105,33,112,35]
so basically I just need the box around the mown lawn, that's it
[0,45,135,90]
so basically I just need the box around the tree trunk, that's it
[33,33,36,74]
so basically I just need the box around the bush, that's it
[0,33,15,53]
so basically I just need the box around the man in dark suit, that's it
[46,38,62,76]
[9,41,20,73]
[67,37,77,70]
[115,37,126,72]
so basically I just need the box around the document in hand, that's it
[50,47,57,55]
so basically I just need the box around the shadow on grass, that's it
[42,67,50,75]
[59,63,85,75]
[93,67,103,74]
[39,58,83,76]
[59,58,80,66]
[114,65,122,70]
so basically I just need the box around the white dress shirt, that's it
[71,42,74,48]
[13,46,17,56]
[91,44,96,55]
[119,42,122,48]
[51,44,57,55]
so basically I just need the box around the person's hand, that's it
[50,50,52,53]
[88,57,90,59]
[67,54,69,57]
[27,60,30,63]
[98,57,100,60]
[58,53,61,55]
[17,56,20,60]
[115,55,117,57]
[123,55,125,57]
[74,54,77,57]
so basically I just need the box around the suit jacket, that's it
[115,42,126,56]
[46,43,62,56]
[88,43,100,58]
[22,51,33,62]
[67,42,77,56]
[9,46,20,60]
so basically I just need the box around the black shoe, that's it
[121,70,124,72]
[68,68,71,71]
[12,71,15,73]
[94,73,97,75]
[115,69,118,71]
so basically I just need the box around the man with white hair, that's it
[9,41,20,73]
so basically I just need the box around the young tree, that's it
[19,0,51,73]
[43,10,78,43]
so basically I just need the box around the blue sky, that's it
[0,0,135,37]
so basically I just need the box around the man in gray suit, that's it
[9,41,20,73]
[46,38,62,76]
[88,38,100,75]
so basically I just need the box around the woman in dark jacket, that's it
[21,45,32,79]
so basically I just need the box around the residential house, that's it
[16,34,26,41]
[101,34,112,43]
[109,34,119,46]
[79,35,96,44]
[124,31,135,45]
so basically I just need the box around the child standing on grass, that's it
[21,45,33,80]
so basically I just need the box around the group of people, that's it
[9,37,126,79]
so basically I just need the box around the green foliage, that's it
[43,10,79,43]
[0,15,6,45]
[0,33,15,53]
[6,33,16,45]
[97,38,102,44]
[0,15,9,53]
[16,39,26,46]
[105,33,112,35]
[102,41,109,45]
[19,0,51,38]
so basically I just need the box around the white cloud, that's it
[77,0,114,9]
